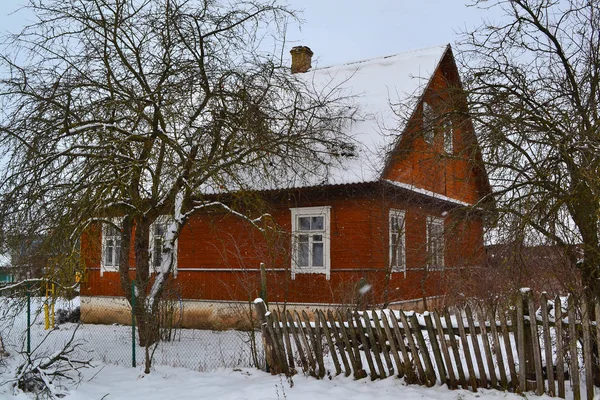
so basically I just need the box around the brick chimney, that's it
[290,46,313,74]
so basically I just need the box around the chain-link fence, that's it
[0,288,265,372]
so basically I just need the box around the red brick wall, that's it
[382,51,486,205]
[80,186,485,306]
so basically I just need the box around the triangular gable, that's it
[380,46,492,205]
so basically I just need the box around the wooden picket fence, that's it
[254,290,600,399]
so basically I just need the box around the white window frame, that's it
[443,118,453,153]
[427,216,445,270]
[149,216,178,277]
[290,206,331,280]
[423,101,435,144]
[389,209,406,274]
[101,219,122,275]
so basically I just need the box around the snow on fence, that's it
[256,290,600,400]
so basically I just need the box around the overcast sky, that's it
[0,1,505,67]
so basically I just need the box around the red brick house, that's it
[80,44,491,325]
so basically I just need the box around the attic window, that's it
[442,119,453,153]
[423,101,435,144]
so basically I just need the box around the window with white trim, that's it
[427,216,445,270]
[423,101,435,144]
[290,206,331,280]
[150,216,178,275]
[389,209,406,272]
[101,222,121,273]
[443,118,453,153]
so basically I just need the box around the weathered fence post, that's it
[516,288,536,392]
[253,298,278,374]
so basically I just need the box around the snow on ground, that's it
[0,297,587,399]
[0,361,562,400]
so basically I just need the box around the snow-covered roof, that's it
[297,44,450,186]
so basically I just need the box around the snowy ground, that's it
[1,360,564,400]
[0,296,590,399]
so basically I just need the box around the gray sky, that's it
[0,1,505,67]
[283,0,504,67]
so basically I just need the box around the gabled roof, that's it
[303,44,450,186]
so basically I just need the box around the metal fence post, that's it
[132,282,136,368]
[26,283,31,355]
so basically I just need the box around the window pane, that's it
[391,234,398,266]
[312,234,323,242]
[153,238,162,267]
[443,120,453,153]
[155,223,165,236]
[298,217,310,231]
[298,242,309,267]
[115,237,121,266]
[311,216,324,230]
[312,242,324,267]
[105,239,114,266]
[423,102,435,143]
[298,234,309,243]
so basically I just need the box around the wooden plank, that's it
[327,310,351,377]
[443,309,468,389]
[487,307,507,389]
[499,308,518,391]
[456,308,478,391]
[266,311,289,375]
[476,306,497,388]
[328,309,362,373]
[424,312,447,385]
[433,310,456,389]
[398,310,426,384]
[410,313,436,386]
[554,296,566,398]
[303,310,325,378]
[465,305,488,388]
[362,311,387,379]
[335,309,362,377]
[389,310,416,383]
[372,311,394,377]
[526,291,544,395]
[353,311,379,380]
[540,293,555,396]
[254,300,276,373]
[379,310,403,378]
[581,300,593,400]
[294,310,316,376]
[318,310,341,376]
[271,311,290,374]
[313,311,326,378]
[278,310,296,370]
[341,309,366,379]
[568,296,580,400]
[287,311,309,374]
[516,291,527,394]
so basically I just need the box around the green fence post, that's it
[132,282,136,368]
[26,283,30,355]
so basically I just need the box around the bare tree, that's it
[0,0,354,369]
[459,0,600,302]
